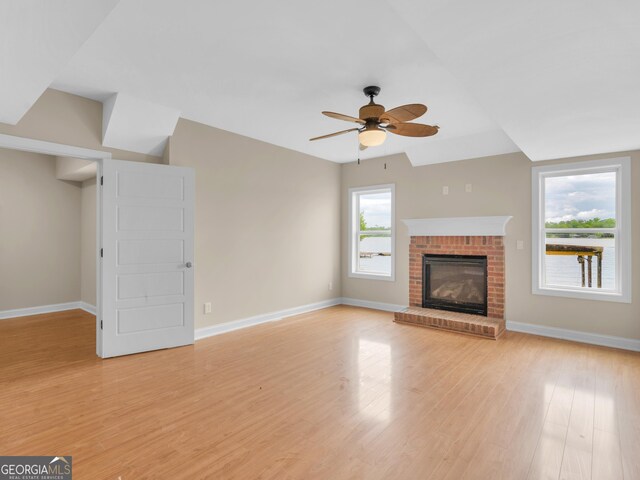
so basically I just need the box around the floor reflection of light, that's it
[358,339,391,422]
[529,382,617,476]
[594,391,616,430]
[544,383,554,406]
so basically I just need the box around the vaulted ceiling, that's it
[0,0,119,124]
[3,0,639,165]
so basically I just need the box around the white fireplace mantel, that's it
[402,216,513,237]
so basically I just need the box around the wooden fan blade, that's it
[322,111,366,124]
[387,123,439,137]
[380,104,427,124]
[309,128,359,141]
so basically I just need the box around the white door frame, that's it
[0,133,110,357]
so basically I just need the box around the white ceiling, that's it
[0,0,119,125]
[5,0,639,164]
[49,0,513,164]
[390,0,640,161]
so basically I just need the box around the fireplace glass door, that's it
[423,254,488,316]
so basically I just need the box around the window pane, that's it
[358,233,391,275]
[359,191,391,232]
[544,232,615,290]
[545,171,616,226]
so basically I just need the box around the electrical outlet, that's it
[328,281,333,291]
[465,183,472,193]
[442,186,449,195]
[517,240,524,250]
[204,302,212,314]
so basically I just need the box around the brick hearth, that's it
[394,235,506,340]
[395,307,505,339]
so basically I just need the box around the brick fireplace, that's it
[410,236,504,318]
[395,217,511,339]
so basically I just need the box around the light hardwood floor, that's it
[0,306,639,479]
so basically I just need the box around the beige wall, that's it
[81,178,97,306]
[341,151,640,340]
[0,153,97,311]
[168,119,341,329]
[0,149,82,310]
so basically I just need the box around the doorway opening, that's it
[0,134,107,356]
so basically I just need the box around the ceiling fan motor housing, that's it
[359,103,385,121]
[360,86,384,121]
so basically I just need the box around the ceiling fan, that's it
[310,86,439,149]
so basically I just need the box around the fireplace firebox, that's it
[422,254,488,316]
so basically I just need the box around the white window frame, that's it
[348,184,395,281]
[532,157,631,303]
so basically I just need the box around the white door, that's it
[99,159,195,358]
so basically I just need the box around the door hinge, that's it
[100,248,103,258]
[100,176,103,186]
[100,320,103,330]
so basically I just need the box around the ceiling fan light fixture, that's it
[359,127,386,147]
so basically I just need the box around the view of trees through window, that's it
[545,218,615,230]
[543,171,616,290]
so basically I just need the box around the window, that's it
[349,184,395,280]
[532,157,631,302]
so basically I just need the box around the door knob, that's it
[185,261,192,268]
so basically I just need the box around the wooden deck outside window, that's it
[546,244,603,288]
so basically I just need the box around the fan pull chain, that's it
[384,162,387,170]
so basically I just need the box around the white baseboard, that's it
[507,320,640,352]
[195,298,342,340]
[0,301,95,320]
[11,298,636,353]
[340,297,406,313]
[79,302,97,315]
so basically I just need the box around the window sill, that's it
[533,285,630,303]
[348,271,395,282]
